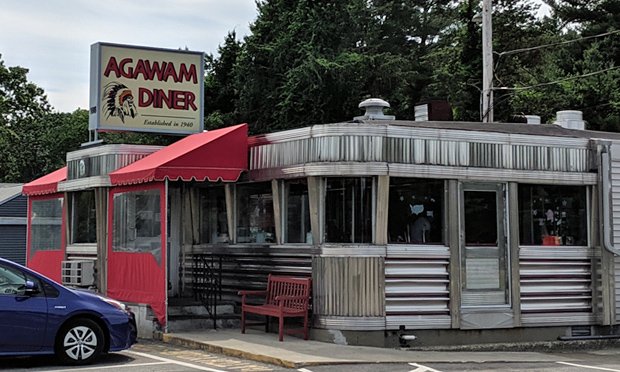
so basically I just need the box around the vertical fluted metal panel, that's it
[248,131,591,173]
[313,256,384,317]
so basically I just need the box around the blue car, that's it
[0,257,136,365]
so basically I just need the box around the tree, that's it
[228,0,463,133]
[0,55,52,182]
[204,31,244,130]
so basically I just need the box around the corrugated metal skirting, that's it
[312,256,384,317]
[519,246,594,326]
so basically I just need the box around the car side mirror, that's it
[24,280,40,295]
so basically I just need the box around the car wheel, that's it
[55,318,104,365]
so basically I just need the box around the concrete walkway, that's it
[161,329,574,368]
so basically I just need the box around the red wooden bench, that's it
[238,274,312,341]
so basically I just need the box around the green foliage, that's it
[0,55,54,182]
[4,0,620,184]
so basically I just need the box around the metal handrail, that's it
[192,254,222,329]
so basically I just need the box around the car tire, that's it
[55,318,105,365]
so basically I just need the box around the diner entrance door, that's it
[459,183,513,329]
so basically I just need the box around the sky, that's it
[0,0,257,113]
[1,1,550,114]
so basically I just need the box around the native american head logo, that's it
[103,82,137,123]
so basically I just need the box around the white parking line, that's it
[557,361,620,372]
[297,368,314,372]
[43,361,169,372]
[409,362,443,372]
[123,350,228,372]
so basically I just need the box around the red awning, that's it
[109,124,248,186]
[22,166,67,196]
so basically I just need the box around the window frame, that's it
[387,177,447,245]
[280,179,312,244]
[198,186,229,244]
[30,197,64,255]
[70,190,97,245]
[517,184,590,248]
[321,177,376,244]
[234,182,276,244]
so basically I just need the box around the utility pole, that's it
[481,0,493,123]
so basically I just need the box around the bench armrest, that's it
[238,290,267,305]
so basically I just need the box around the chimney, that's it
[414,100,453,121]
[354,98,395,120]
[554,110,585,130]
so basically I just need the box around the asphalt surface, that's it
[1,339,620,372]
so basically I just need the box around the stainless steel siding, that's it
[607,143,620,322]
[183,245,315,300]
[616,254,620,322]
[384,245,451,329]
[520,246,594,325]
[250,129,590,174]
[313,256,384,317]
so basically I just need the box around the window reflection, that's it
[199,187,229,244]
[464,191,497,246]
[112,189,162,264]
[31,198,63,254]
[325,178,372,243]
[284,180,311,244]
[236,183,275,243]
[72,191,96,244]
[388,178,443,244]
[519,185,587,246]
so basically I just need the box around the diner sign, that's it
[89,43,204,135]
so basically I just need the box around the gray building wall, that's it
[0,188,27,265]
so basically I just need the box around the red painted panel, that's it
[26,193,66,283]
[107,182,167,325]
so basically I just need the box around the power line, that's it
[498,29,620,57]
[500,66,620,91]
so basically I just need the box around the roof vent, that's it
[554,110,585,130]
[512,114,541,124]
[525,115,541,124]
[354,98,395,120]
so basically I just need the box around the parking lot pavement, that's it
[1,340,620,372]
[0,339,292,372]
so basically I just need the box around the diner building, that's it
[22,100,620,346]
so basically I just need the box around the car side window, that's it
[0,263,27,296]
[42,281,59,298]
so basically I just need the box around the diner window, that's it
[199,187,229,243]
[30,198,63,254]
[519,185,587,246]
[283,180,311,243]
[388,178,444,244]
[112,189,162,263]
[71,191,97,244]
[324,177,373,243]
[236,183,275,243]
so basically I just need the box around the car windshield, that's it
[0,265,25,285]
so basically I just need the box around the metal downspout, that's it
[601,150,620,256]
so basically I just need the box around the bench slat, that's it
[239,274,311,341]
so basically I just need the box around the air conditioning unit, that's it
[61,260,95,287]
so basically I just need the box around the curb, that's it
[407,338,620,352]
[161,333,303,368]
